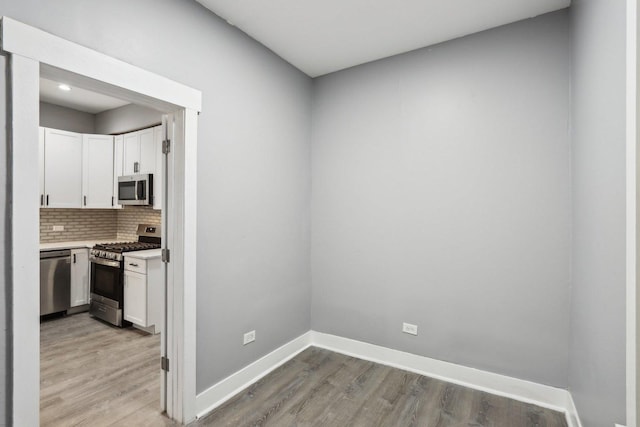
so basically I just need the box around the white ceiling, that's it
[197,0,570,77]
[40,77,130,114]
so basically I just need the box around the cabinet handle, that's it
[84,196,87,206]
[134,161,139,173]
[73,254,76,264]
[129,263,139,267]
[112,196,114,207]
[46,195,49,206]
[40,194,44,206]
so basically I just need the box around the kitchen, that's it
[38,77,169,424]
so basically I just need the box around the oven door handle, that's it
[89,256,121,269]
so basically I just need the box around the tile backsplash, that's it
[116,206,161,241]
[40,206,161,243]
[40,209,117,242]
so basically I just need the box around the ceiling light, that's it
[58,84,71,91]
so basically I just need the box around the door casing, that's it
[2,16,201,425]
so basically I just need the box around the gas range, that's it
[91,241,162,262]
[89,224,161,327]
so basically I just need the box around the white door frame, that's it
[628,0,639,426]
[2,17,201,425]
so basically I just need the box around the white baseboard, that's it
[195,331,312,418]
[565,391,583,427]
[196,330,581,425]
[312,332,568,412]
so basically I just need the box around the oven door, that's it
[90,258,123,305]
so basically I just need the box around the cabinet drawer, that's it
[124,258,147,274]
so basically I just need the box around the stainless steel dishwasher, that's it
[40,249,71,316]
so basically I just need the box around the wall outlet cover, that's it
[402,322,418,336]
[243,330,256,345]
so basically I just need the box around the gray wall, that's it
[0,0,312,400]
[39,101,95,133]
[95,104,162,135]
[568,0,627,425]
[311,11,572,388]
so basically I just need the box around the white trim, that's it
[627,0,638,426]
[312,332,568,412]
[195,331,581,424]
[566,391,584,427]
[10,53,41,427]
[195,332,313,418]
[1,17,201,112]
[2,17,201,425]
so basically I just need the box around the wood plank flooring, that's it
[42,316,568,427]
[40,312,175,426]
[194,347,568,427]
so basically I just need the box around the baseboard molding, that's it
[195,331,312,418]
[312,332,568,412]
[565,391,583,427]
[196,330,580,424]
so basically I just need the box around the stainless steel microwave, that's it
[118,174,153,205]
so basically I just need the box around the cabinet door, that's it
[44,128,83,208]
[113,135,124,209]
[38,127,45,207]
[138,128,156,174]
[153,125,163,210]
[124,270,148,326]
[123,131,140,175]
[70,249,90,307]
[82,134,114,208]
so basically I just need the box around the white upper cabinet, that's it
[113,135,124,209]
[38,127,45,207]
[82,134,115,208]
[139,128,156,174]
[43,128,83,208]
[123,128,156,175]
[122,126,161,210]
[123,131,139,175]
[39,126,160,210]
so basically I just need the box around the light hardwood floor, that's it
[40,312,175,426]
[42,317,568,426]
[194,347,568,427]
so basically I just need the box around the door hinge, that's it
[162,139,171,154]
[162,248,170,263]
[161,356,170,372]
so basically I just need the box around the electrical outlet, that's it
[243,330,256,345]
[402,322,418,336]
[52,225,64,231]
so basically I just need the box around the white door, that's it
[124,270,147,326]
[43,128,83,208]
[123,131,140,175]
[82,134,114,208]
[70,249,89,307]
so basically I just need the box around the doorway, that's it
[2,17,200,425]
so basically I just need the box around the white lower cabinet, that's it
[70,248,90,307]
[124,269,147,326]
[123,254,163,333]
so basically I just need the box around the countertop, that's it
[39,240,127,251]
[40,240,161,259]
[123,249,162,259]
